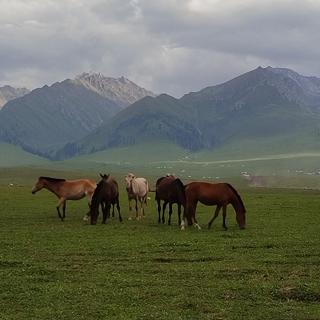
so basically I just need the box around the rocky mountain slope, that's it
[74,72,155,108]
[0,85,29,108]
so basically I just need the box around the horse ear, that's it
[100,173,103,178]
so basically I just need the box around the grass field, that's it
[0,168,320,319]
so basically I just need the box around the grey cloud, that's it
[0,0,320,97]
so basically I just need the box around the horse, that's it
[181,182,246,231]
[125,173,149,220]
[90,174,122,225]
[31,176,96,221]
[155,175,185,225]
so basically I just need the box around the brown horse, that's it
[90,174,122,225]
[155,175,185,225]
[32,176,96,221]
[181,182,246,230]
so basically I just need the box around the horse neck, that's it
[230,191,245,217]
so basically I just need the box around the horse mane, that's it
[156,176,166,186]
[40,176,66,182]
[226,183,246,212]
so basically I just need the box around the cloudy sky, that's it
[0,0,320,97]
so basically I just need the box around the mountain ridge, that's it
[2,66,320,160]
[56,66,320,159]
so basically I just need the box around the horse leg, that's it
[102,203,110,224]
[222,205,228,230]
[141,196,146,218]
[107,203,111,219]
[139,198,142,219]
[135,198,139,220]
[189,201,201,230]
[162,201,168,224]
[181,201,191,230]
[116,198,122,222]
[208,205,221,229]
[157,199,161,223]
[56,198,65,221]
[112,204,115,218]
[128,198,133,220]
[168,203,173,225]
[177,204,181,226]
[83,192,93,221]
[62,201,67,220]
[83,202,91,221]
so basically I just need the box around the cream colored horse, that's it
[32,176,96,221]
[125,173,149,220]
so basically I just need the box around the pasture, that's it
[0,168,319,319]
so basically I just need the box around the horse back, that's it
[156,176,185,205]
[132,177,149,197]
[185,182,233,205]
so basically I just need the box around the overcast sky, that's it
[0,0,320,97]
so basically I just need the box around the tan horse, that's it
[125,173,149,220]
[31,176,96,221]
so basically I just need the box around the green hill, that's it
[0,143,49,167]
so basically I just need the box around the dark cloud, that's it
[0,0,319,97]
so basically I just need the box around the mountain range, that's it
[1,67,320,160]
[56,66,320,159]
[0,73,155,158]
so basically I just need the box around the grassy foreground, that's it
[0,176,320,319]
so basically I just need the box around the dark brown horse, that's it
[90,174,122,225]
[155,175,185,225]
[181,182,246,230]
[32,176,96,221]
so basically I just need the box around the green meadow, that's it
[0,166,319,320]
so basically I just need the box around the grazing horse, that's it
[125,173,149,220]
[181,182,246,231]
[90,174,122,225]
[155,175,185,225]
[31,176,96,221]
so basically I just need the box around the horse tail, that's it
[226,183,246,213]
[154,176,166,200]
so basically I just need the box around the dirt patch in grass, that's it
[275,285,320,302]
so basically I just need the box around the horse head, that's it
[236,210,246,229]
[99,173,110,180]
[31,177,46,194]
[125,173,135,193]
